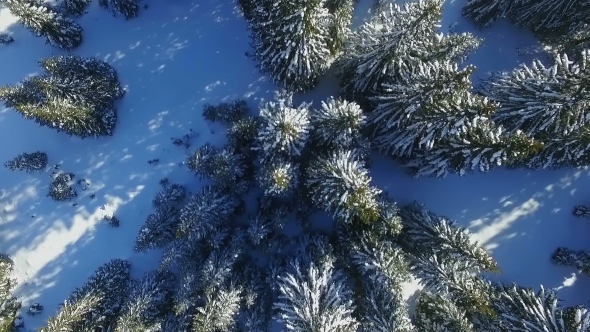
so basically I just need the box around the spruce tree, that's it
[399,203,501,329]
[99,0,140,19]
[0,55,125,138]
[336,0,481,100]
[251,0,333,92]
[4,0,82,50]
[187,144,247,192]
[257,157,299,197]
[325,0,353,55]
[414,291,477,332]
[306,149,381,224]
[192,281,242,332]
[461,0,514,28]
[481,51,590,140]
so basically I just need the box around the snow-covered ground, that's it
[0,0,589,329]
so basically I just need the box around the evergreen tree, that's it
[325,0,353,55]
[0,257,20,332]
[41,259,131,331]
[61,0,91,17]
[257,157,299,197]
[255,99,311,160]
[461,0,514,28]
[4,0,82,50]
[99,0,140,19]
[310,97,366,149]
[38,294,101,332]
[370,61,496,158]
[404,117,542,177]
[114,270,175,332]
[187,144,247,193]
[414,291,477,332]
[493,284,590,331]
[4,151,47,173]
[202,100,250,126]
[480,51,590,139]
[274,256,358,332]
[192,281,242,332]
[336,0,480,100]
[306,149,381,223]
[134,182,186,252]
[251,0,333,92]
[0,55,125,138]
[399,203,501,329]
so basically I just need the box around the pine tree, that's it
[414,291,477,332]
[134,182,186,252]
[192,281,242,332]
[255,99,311,160]
[99,0,140,19]
[523,125,590,169]
[4,151,48,173]
[336,0,481,100]
[493,284,590,331]
[370,61,496,158]
[251,0,333,92]
[4,0,82,50]
[306,149,381,223]
[0,55,124,138]
[480,51,590,140]
[461,0,515,28]
[38,294,101,332]
[274,256,358,332]
[399,203,501,329]
[202,100,250,126]
[325,0,353,55]
[61,0,91,17]
[187,144,247,192]
[310,97,366,149]
[508,0,590,36]
[114,270,175,332]
[257,157,299,197]
[404,118,542,177]
[0,257,20,332]
[42,259,131,331]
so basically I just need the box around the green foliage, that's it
[4,0,83,50]
[0,55,124,138]
[251,0,333,92]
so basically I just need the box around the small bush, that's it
[48,172,77,201]
[4,151,48,173]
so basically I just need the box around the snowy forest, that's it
[1,0,590,331]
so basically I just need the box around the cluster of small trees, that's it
[240,0,590,177]
[34,97,590,331]
[0,257,20,332]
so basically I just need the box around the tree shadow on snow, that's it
[372,154,590,306]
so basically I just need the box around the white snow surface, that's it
[0,0,587,329]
